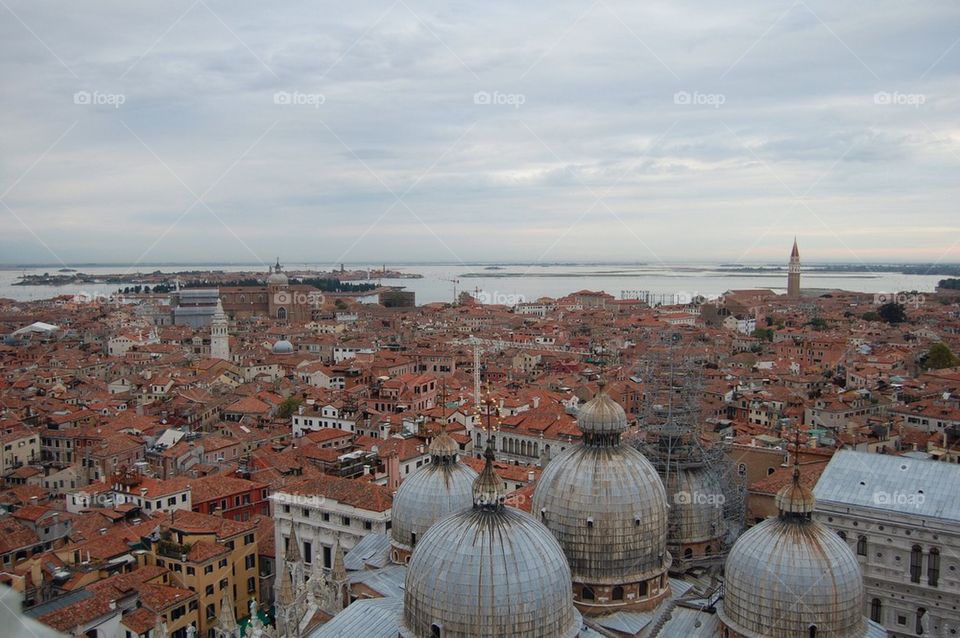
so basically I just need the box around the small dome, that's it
[720,518,867,638]
[267,258,288,286]
[390,433,477,555]
[428,428,460,460]
[402,448,580,638]
[776,469,816,515]
[576,387,627,436]
[272,339,294,354]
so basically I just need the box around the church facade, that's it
[219,260,323,323]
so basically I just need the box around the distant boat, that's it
[58,268,77,272]
[484,266,504,270]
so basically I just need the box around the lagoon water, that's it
[0,263,944,306]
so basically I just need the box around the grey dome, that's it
[391,432,478,555]
[402,448,580,638]
[533,444,670,584]
[272,339,294,354]
[720,475,868,638]
[576,389,627,436]
[267,258,289,286]
[665,466,725,546]
[720,518,867,638]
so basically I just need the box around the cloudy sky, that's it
[1,0,958,268]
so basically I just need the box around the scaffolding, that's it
[627,332,745,576]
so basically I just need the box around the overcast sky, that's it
[1,1,958,268]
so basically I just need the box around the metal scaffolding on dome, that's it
[627,332,745,577]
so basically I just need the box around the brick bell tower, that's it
[787,238,801,298]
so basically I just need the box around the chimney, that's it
[527,470,535,483]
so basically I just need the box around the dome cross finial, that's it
[473,444,505,510]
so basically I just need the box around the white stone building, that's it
[815,450,960,638]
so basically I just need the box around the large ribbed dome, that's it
[533,389,671,613]
[665,466,725,547]
[402,448,581,638]
[534,445,670,583]
[719,475,868,638]
[391,429,477,562]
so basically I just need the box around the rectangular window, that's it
[303,541,312,564]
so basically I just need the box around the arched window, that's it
[705,545,712,556]
[929,548,940,587]
[277,307,287,320]
[431,624,442,638]
[737,463,746,476]
[612,586,624,601]
[684,548,693,560]
[581,586,595,601]
[411,532,417,547]
[808,625,817,638]
[910,545,923,583]
[837,530,846,541]
[870,598,882,623]
[856,535,867,556]
[639,580,648,596]
[916,608,926,635]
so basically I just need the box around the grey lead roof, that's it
[307,597,404,638]
[814,449,960,522]
[343,532,392,571]
[348,564,407,600]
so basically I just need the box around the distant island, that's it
[14,267,422,288]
